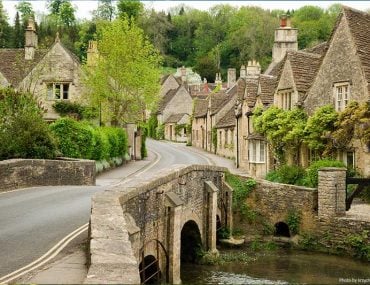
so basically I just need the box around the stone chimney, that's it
[240,65,246,78]
[272,14,297,64]
[215,73,222,86]
[180,66,187,82]
[246,60,261,77]
[87,41,98,67]
[203,78,209,92]
[25,18,38,60]
[227,68,236,88]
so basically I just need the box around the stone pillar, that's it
[223,181,233,232]
[318,167,347,219]
[165,192,183,285]
[205,181,218,253]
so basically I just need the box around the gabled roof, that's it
[214,107,235,129]
[259,75,277,105]
[0,49,48,87]
[165,113,188,124]
[158,87,179,112]
[209,91,230,115]
[193,98,208,118]
[342,7,370,91]
[303,41,328,55]
[279,50,322,95]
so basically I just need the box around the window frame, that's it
[248,139,266,163]
[46,82,71,101]
[334,82,350,112]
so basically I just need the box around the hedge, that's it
[50,118,127,161]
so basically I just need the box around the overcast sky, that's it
[3,1,370,22]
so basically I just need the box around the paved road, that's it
[0,139,209,277]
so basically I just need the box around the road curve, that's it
[0,139,210,277]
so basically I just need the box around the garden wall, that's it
[0,158,96,192]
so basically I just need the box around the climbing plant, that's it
[212,127,217,153]
[303,105,338,155]
[175,124,186,136]
[252,106,307,164]
[324,102,370,156]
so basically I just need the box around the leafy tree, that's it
[74,20,97,60]
[193,55,218,82]
[83,18,162,126]
[59,1,76,27]
[93,0,116,21]
[47,0,68,15]
[16,1,34,22]
[140,10,173,54]
[13,12,22,48]
[0,0,12,48]
[117,0,143,21]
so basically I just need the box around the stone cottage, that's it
[236,61,278,178]
[304,7,370,176]
[0,18,84,121]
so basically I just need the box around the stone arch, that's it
[180,220,202,264]
[181,212,204,242]
[139,239,169,284]
[139,255,160,284]
[274,222,291,237]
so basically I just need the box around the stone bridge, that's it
[85,165,233,284]
[85,166,370,284]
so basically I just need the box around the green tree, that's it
[0,0,12,48]
[117,0,143,21]
[16,1,34,22]
[193,55,218,82]
[83,18,162,126]
[93,0,116,21]
[13,12,22,48]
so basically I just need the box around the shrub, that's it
[156,124,164,140]
[266,165,306,185]
[91,128,110,161]
[141,126,147,158]
[0,88,57,160]
[53,101,98,120]
[49,118,95,159]
[303,159,346,188]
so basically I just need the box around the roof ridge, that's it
[342,5,370,16]
[287,50,322,58]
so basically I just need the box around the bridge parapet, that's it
[85,164,228,284]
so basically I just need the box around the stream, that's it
[181,248,370,284]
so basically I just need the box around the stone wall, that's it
[0,158,95,192]
[86,164,227,284]
[239,175,318,233]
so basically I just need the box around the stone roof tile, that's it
[193,98,208,118]
[0,49,48,87]
[165,113,187,123]
[214,107,235,129]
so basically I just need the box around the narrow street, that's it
[0,139,224,279]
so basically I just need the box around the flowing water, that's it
[181,249,370,284]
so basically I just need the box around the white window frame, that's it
[248,140,266,163]
[338,150,355,170]
[47,82,70,100]
[334,82,350,112]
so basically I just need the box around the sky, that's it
[3,1,370,22]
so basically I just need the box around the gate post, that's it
[318,167,347,219]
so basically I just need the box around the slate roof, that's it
[342,7,370,92]
[165,113,187,123]
[283,50,322,95]
[303,41,328,55]
[0,49,48,87]
[158,88,178,112]
[214,107,235,129]
[193,98,208,118]
[259,75,277,105]
[209,91,230,115]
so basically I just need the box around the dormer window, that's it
[334,82,350,112]
[47,83,70,100]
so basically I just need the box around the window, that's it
[47,83,70,100]
[224,130,228,147]
[230,129,234,145]
[334,83,350,111]
[338,151,355,170]
[248,140,266,163]
[219,131,222,147]
[278,91,292,110]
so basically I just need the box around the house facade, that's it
[0,19,83,121]
[304,7,370,175]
